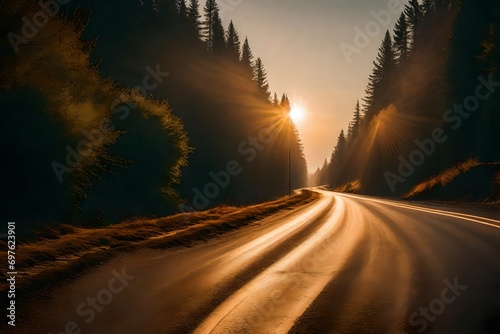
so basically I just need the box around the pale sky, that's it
[220,0,407,173]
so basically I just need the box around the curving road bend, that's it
[23,190,500,334]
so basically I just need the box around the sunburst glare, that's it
[289,104,306,123]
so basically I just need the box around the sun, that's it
[289,105,306,123]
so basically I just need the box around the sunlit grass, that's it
[334,180,362,193]
[404,158,485,199]
[0,190,319,296]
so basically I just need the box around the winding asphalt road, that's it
[24,190,500,334]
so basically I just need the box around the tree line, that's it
[1,0,308,232]
[311,0,500,196]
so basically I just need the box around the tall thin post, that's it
[288,147,291,197]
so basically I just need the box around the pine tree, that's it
[290,125,308,189]
[335,130,347,160]
[330,130,347,187]
[226,21,241,61]
[318,159,329,186]
[362,31,396,121]
[211,9,226,53]
[280,94,291,111]
[393,12,409,64]
[362,72,377,118]
[404,0,423,48]
[253,57,270,99]
[176,0,187,16]
[202,0,219,52]
[432,0,452,13]
[422,0,435,16]
[273,93,279,106]
[240,37,254,76]
[347,122,354,142]
[348,100,362,142]
[187,0,202,38]
[154,0,177,17]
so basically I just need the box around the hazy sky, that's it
[220,0,407,173]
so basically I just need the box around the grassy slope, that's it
[331,159,500,204]
[0,190,318,296]
[404,158,500,203]
[333,180,362,194]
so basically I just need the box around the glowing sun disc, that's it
[289,105,306,123]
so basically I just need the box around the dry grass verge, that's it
[0,190,318,295]
[404,158,500,202]
[334,180,362,194]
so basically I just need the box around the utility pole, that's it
[288,147,291,197]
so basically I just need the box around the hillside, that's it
[310,0,500,201]
[1,0,308,232]
[404,159,500,203]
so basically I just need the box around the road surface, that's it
[22,190,500,334]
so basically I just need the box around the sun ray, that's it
[289,104,306,123]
